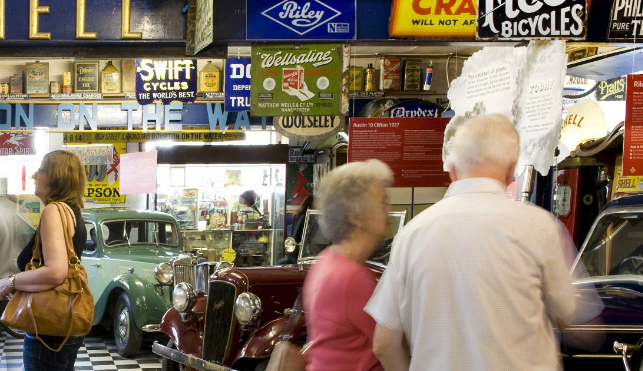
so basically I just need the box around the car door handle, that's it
[91,263,101,268]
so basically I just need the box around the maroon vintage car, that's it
[152,210,406,371]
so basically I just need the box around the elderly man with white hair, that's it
[365,114,603,371]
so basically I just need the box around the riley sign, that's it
[247,0,356,40]
[477,0,587,40]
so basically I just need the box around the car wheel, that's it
[253,359,269,371]
[162,339,181,371]
[113,292,143,357]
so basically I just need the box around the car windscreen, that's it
[578,212,643,277]
[299,210,406,265]
[101,219,179,247]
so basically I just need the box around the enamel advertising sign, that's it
[389,0,477,38]
[0,132,36,155]
[225,57,251,112]
[273,115,345,140]
[135,59,197,105]
[247,0,356,40]
[250,44,349,117]
[477,0,587,40]
[608,0,643,40]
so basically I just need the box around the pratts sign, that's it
[477,0,587,40]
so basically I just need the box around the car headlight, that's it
[154,263,173,284]
[172,282,196,313]
[284,237,298,254]
[235,292,262,326]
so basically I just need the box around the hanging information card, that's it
[623,75,643,176]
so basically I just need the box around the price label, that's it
[222,248,236,263]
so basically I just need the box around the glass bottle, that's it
[101,61,121,93]
[364,63,375,92]
[199,61,220,92]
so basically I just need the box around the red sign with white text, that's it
[349,117,451,187]
[0,132,36,156]
[623,75,643,176]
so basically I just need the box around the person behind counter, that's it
[238,190,266,227]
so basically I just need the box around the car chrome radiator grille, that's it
[203,281,236,364]
[172,261,195,287]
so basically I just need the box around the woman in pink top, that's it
[303,159,393,371]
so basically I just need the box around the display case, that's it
[157,163,286,265]
[182,228,273,267]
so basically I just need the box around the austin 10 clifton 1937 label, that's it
[251,43,349,117]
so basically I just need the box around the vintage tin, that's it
[101,61,121,93]
[349,66,363,91]
[380,58,402,91]
[62,85,73,94]
[74,61,99,93]
[50,81,61,94]
[403,59,422,91]
[26,61,50,94]
[0,84,9,95]
[199,61,220,92]
[10,73,23,94]
[364,64,376,92]
[121,60,136,93]
[62,72,72,86]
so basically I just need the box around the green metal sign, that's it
[251,44,349,117]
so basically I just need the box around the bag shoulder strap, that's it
[32,202,78,263]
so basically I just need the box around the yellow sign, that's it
[613,155,643,197]
[17,194,42,228]
[63,131,246,144]
[222,247,237,263]
[389,0,477,38]
[74,142,127,204]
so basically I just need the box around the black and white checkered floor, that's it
[0,327,164,370]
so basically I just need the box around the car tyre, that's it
[162,339,181,371]
[113,292,143,357]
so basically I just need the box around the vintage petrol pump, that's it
[554,161,608,247]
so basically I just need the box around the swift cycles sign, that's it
[477,0,587,40]
[247,0,356,39]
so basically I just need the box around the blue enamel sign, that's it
[224,57,251,112]
[136,59,197,105]
[246,0,356,40]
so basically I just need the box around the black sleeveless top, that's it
[17,203,86,272]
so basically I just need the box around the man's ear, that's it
[448,164,458,182]
[505,161,517,186]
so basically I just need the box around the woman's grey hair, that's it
[316,159,393,244]
[445,114,520,173]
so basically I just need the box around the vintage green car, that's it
[81,208,206,357]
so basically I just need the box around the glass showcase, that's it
[154,163,286,266]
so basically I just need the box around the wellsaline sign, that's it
[250,43,349,117]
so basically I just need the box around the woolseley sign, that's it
[477,0,587,40]
[273,115,345,141]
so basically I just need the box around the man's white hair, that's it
[445,114,519,173]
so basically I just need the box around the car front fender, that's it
[233,314,307,363]
[103,273,170,329]
[159,295,207,357]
